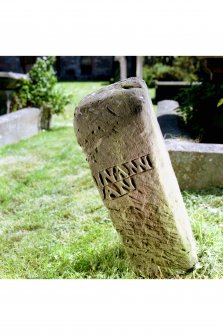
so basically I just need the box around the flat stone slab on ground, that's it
[166,139,223,190]
[0,108,41,147]
[157,100,223,190]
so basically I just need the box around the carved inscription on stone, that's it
[95,154,153,200]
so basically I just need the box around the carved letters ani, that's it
[94,154,153,200]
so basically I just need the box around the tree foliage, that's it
[11,57,71,116]
[177,82,223,143]
[143,56,200,87]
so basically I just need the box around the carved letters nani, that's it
[94,154,153,200]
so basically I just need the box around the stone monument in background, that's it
[74,77,198,278]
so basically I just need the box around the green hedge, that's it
[177,82,223,143]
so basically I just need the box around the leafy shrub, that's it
[143,63,183,87]
[11,57,71,129]
[144,56,175,66]
[173,57,200,80]
[143,57,200,88]
[177,82,223,143]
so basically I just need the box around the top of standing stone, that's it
[75,77,148,110]
[74,77,153,147]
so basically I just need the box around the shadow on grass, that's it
[71,244,135,279]
[183,187,223,198]
[50,126,70,132]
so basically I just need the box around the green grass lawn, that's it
[0,81,222,279]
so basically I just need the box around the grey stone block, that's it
[0,108,41,147]
[157,100,223,190]
[166,139,223,190]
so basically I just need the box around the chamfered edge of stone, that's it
[74,77,148,112]
[74,77,151,143]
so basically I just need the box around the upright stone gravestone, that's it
[74,77,198,278]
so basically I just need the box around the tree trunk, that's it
[40,106,53,130]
